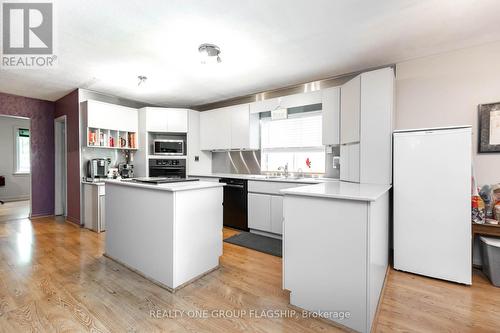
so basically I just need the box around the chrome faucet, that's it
[278,163,289,178]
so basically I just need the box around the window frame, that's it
[13,126,31,175]
[259,110,325,174]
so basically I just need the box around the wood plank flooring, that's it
[0,200,30,222]
[0,217,499,332]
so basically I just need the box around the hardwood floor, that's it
[0,217,499,332]
[0,200,30,222]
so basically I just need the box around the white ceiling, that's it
[1,0,500,107]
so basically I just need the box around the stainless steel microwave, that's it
[153,139,184,155]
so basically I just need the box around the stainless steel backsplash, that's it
[212,151,262,174]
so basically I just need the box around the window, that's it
[15,128,30,174]
[260,110,325,174]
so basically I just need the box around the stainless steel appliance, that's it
[219,178,248,231]
[118,163,134,178]
[87,158,109,179]
[148,159,186,178]
[153,139,184,155]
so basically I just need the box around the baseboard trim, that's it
[0,197,30,202]
[30,214,54,219]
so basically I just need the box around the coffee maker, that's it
[87,158,109,180]
[118,163,134,179]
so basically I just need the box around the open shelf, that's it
[87,127,137,150]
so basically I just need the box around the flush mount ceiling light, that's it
[137,75,147,86]
[198,43,221,64]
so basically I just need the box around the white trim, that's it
[54,115,68,217]
[13,126,31,174]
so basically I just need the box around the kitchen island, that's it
[281,182,391,333]
[104,179,224,292]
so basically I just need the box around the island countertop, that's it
[280,181,391,201]
[104,179,225,192]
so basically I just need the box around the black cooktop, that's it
[132,177,199,184]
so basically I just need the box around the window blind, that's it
[261,112,322,149]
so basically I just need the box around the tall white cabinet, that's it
[339,68,394,185]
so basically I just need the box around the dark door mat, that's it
[224,231,282,257]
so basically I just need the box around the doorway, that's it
[54,116,67,217]
[0,115,31,222]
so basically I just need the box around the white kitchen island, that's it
[105,179,224,292]
[281,182,391,333]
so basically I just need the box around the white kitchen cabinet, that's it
[187,110,212,175]
[283,190,390,333]
[248,193,271,231]
[359,68,394,185]
[230,104,259,150]
[85,100,138,132]
[321,86,340,145]
[270,195,283,234]
[200,107,231,150]
[145,108,169,132]
[200,104,258,150]
[83,183,106,233]
[339,67,394,185]
[145,108,188,133]
[166,109,188,132]
[340,143,360,183]
[340,75,361,144]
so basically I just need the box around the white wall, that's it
[396,41,500,186]
[0,116,30,201]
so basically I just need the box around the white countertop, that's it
[280,181,391,201]
[104,179,225,192]
[82,180,106,186]
[189,173,338,184]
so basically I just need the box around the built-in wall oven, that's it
[153,139,184,155]
[148,159,186,178]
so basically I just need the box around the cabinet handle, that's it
[224,184,245,189]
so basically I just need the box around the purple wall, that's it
[54,90,80,224]
[0,92,55,217]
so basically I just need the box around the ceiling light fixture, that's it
[198,43,221,64]
[137,75,147,86]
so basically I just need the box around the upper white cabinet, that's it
[200,107,231,150]
[85,100,138,132]
[231,104,259,150]
[200,104,259,151]
[321,86,340,145]
[340,75,361,144]
[145,108,188,133]
[339,67,394,185]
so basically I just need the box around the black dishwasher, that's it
[219,178,248,231]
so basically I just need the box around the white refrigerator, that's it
[393,126,472,285]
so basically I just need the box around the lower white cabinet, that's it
[248,192,283,235]
[83,183,106,233]
[270,195,283,234]
[248,193,271,231]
